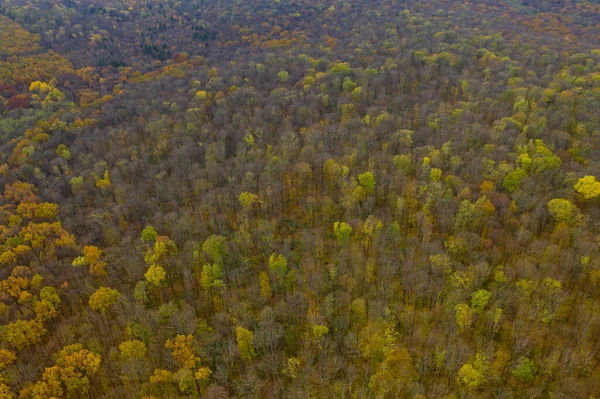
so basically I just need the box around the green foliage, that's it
[200,264,225,291]
[547,198,581,225]
[268,253,288,282]
[456,353,489,391]
[333,221,352,245]
[343,77,357,92]
[201,235,227,266]
[358,172,376,195]
[141,226,158,242]
[278,70,289,83]
[329,62,351,75]
[471,289,492,313]
[311,324,329,340]
[393,154,412,171]
[502,168,527,192]
[512,357,536,383]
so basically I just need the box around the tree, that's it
[194,367,212,387]
[278,70,289,83]
[81,245,107,277]
[201,235,227,266]
[369,347,417,396]
[238,191,260,209]
[34,298,58,322]
[149,368,174,384]
[574,175,600,200]
[259,271,272,300]
[471,289,492,313]
[0,349,16,369]
[311,324,329,341]
[4,319,46,350]
[88,287,121,312]
[430,167,443,181]
[457,353,489,391]
[235,327,256,361]
[31,344,101,398]
[165,335,198,369]
[95,170,112,189]
[200,264,225,291]
[512,357,536,383]
[268,254,288,283]
[141,226,158,243]
[547,198,581,225]
[0,383,14,398]
[333,222,352,246]
[358,172,376,195]
[502,168,527,192]
[119,340,147,360]
[455,303,473,333]
[145,264,167,288]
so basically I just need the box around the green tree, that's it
[268,253,288,283]
[471,289,492,313]
[200,264,225,291]
[358,172,376,195]
[141,226,158,243]
[502,168,527,192]
[278,70,289,84]
[333,222,353,246]
[547,198,581,225]
[512,357,536,383]
[201,235,227,266]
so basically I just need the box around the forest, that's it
[0,0,600,397]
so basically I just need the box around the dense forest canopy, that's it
[0,0,599,397]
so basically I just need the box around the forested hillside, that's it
[1,0,600,397]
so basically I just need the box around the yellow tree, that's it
[369,347,417,397]
[30,344,101,398]
[88,287,121,312]
[235,327,256,361]
[4,319,46,350]
[456,353,490,391]
[95,170,112,189]
[574,175,600,200]
[0,349,16,369]
[165,335,198,369]
[144,264,167,288]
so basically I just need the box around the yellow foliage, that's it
[165,335,198,369]
[96,171,112,189]
[574,175,600,200]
